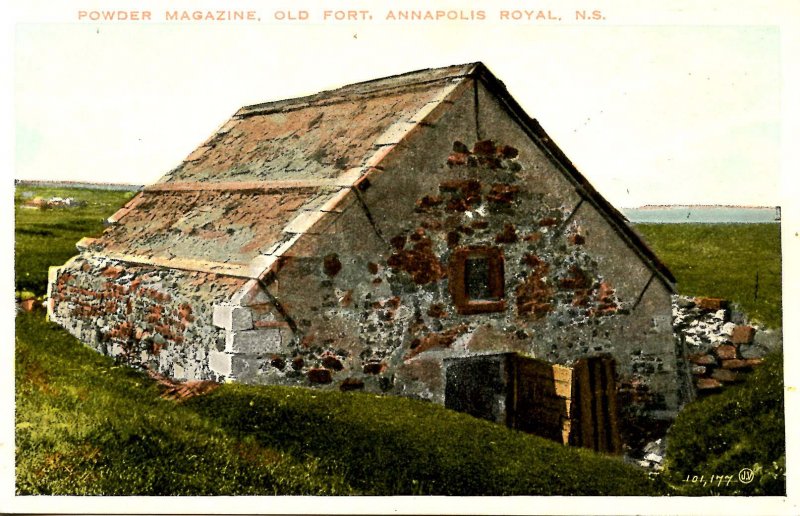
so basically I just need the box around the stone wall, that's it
[48,254,245,381]
[256,80,685,431]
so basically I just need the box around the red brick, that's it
[711,368,742,383]
[321,355,344,371]
[720,359,754,370]
[731,326,755,345]
[696,378,722,390]
[714,345,738,360]
[696,297,729,311]
[308,368,332,384]
[363,361,386,375]
[688,353,717,366]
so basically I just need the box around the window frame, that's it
[449,246,506,314]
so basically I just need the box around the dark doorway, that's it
[444,353,622,454]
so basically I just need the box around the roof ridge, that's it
[236,62,482,117]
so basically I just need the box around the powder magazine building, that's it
[48,63,693,452]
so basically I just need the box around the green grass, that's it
[15,310,659,495]
[14,186,137,296]
[635,223,782,328]
[662,352,785,495]
[15,311,353,495]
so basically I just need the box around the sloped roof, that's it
[160,63,473,184]
[87,62,674,288]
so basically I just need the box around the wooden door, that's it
[572,356,622,454]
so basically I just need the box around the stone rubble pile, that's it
[628,295,782,472]
[624,437,667,472]
[20,196,86,209]
[638,438,666,471]
[672,295,781,394]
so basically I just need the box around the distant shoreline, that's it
[624,205,780,224]
[625,204,780,210]
[14,179,143,191]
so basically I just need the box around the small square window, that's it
[449,246,505,314]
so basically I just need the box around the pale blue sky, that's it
[12,15,784,208]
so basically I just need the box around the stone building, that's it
[48,63,689,448]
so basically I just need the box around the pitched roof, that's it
[89,62,674,288]
[159,63,475,185]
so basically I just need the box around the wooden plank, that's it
[144,179,338,192]
[604,357,623,454]
[552,379,572,399]
[593,359,608,452]
[95,251,253,279]
[552,364,573,383]
[561,419,573,446]
[575,359,594,449]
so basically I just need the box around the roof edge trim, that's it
[236,63,480,118]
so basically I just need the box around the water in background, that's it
[623,206,780,224]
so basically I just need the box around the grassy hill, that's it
[15,310,659,495]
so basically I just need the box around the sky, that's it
[10,2,789,208]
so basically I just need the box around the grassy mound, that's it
[187,386,661,495]
[15,311,353,495]
[662,352,785,495]
[634,223,782,328]
[16,311,659,495]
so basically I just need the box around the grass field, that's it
[635,223,782,329]
[14,186,136,297]
[13,186,784,495]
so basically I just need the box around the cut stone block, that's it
[372,120,419,147]
[228,328,285,354]
[231,354,263,381]
[720,359,754,370]
[714,345,738,360]
[283,210,330,234]
[696,378,722,390]
[690,365,707,376]
[246,254,278,279]
[209,350,232,376]
[711,368,741,383]
[731,325,755,345]
[696,297,728,311]
[688,353,717,366]
[231,279,270,306]
[213,304,254,331]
